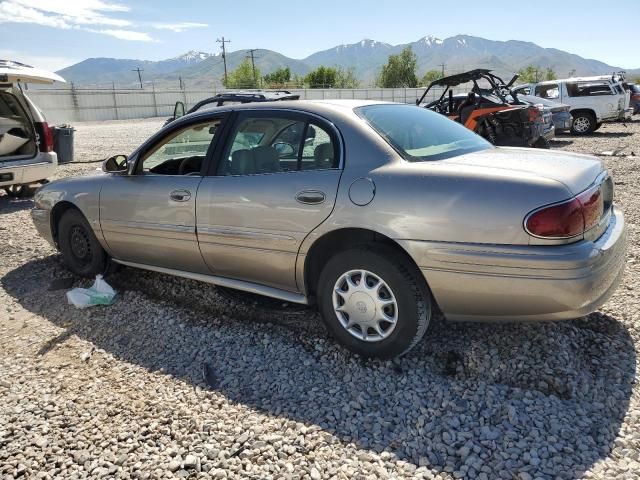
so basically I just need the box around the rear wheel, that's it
[58,209,107,277]
[317,246,431,359]
[571,112,596,135]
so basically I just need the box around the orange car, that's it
[418,69,549,148]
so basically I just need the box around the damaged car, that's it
[32,100,626,359]
[0,60,63,197]
[417,69,549,148]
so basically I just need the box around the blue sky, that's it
[0,0,637,71]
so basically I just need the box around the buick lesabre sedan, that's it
[31,100,626,358]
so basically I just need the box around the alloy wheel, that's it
[573,116,591,133]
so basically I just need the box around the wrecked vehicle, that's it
[0,60,63,197]
[514,73,633,134]
[32,100,626,359]
[417,69,549,148]
[516,94,573,133]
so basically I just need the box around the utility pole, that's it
[246,49,259,86]
[132,67,144,89]
[179,76,183,90]
[439,63,445,77]
[217,37,231,85]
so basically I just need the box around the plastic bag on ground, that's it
[66,274,116,308]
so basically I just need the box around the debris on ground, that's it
[66,274,116,308]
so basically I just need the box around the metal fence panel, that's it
[25,86,470,124]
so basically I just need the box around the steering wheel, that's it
[178,156,200,175]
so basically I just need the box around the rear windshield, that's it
[356,104,491,161]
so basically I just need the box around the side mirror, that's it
[102,154,128,174]
[173,101,185,120]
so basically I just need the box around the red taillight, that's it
[527,106,542,122]
[34,122,54,152]
[632,93,640,100]
[525,185,604,239]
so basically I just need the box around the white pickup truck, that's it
[0,61,64,197]
[513,74,632,135]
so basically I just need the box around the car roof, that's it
[174,99,396,125]
[427,68,493,87]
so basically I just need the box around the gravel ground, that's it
[1,117,639,479]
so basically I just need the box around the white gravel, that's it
[1,117,639,479]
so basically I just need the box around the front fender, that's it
[34,174,107,250]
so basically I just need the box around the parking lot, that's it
[1,118,639,479]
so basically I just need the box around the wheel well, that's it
[50,201,79,245]
[570,109,596,119]
[304,228,425,300]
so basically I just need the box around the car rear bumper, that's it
[552,113,573,132]
[398,207,626,322]
[0,153,57,187]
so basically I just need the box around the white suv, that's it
[0,61,63,197]
[514,74,633,135]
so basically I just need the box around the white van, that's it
[513,74,632,135]
[0,61,64,197]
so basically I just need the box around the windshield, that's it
[356,104,492,161]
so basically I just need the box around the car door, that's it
[196,109,343,291]
[100,115,226,273]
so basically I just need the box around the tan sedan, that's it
[32,100,626,358]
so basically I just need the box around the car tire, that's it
[3,184,34,198]
[317,246,431,359]
[571,112,596,135]
[58,209,107,278]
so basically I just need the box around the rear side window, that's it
[566,82,613,97]
[218,114,339,176]
[356,104,491,162]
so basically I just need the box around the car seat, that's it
[313,143,334,169]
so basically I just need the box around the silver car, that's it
[31,100,627,359]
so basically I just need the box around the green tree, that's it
[516,65,557,83]
[335,67,359,88]
[544,67,557,81]
[376,47,418,88]
[304,66,338,88]
[420,69,442,86]
[263,67,291,87]
[225,58,260,88]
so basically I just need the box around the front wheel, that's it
[58,209,107,277]
[317,247,431,359]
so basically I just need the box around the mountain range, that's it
[56,35,640,88]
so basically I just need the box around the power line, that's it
[132,67,144,89]
[217,37,231,85]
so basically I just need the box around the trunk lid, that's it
[0,60,65,85]
[439,147,603,195]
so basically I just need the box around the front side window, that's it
[219,114,338,175]
[534,84,559,99]
[356,104,491,162]
[139,120,220,175]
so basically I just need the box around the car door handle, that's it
[295,190,326,205]
[170,189,191,202]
